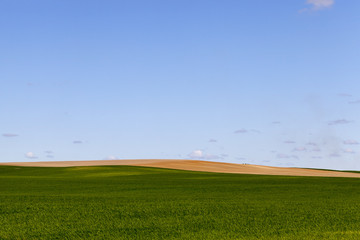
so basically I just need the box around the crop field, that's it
[1,165,360,239]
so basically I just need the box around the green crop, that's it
[1,165,360,239]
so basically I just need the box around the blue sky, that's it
[1,0,360,170]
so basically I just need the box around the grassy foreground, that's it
[1,166,360,239]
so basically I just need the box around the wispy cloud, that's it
[311,147,322,152]
[104,155,118,160]
[349,100,360,104]
[328,119,352,125]
[329,152,341,158]
[284,140,296,144]
[73,140,83,144]
[343,140,359,145]
[293,147,307,152]
[276,153,298,159]
[209,139,217,143]
[234,129,248,134]
[301,0,335,12]
[25,152,38,159]
[250,129,261,134]
[343,148,356,154]
[2,133,19,137]
[234,129,260,134]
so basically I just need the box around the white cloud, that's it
[25,152,38,159]
[188,150,221,160]
[104,155,118,160]
[188,150,203,158]
[301,0,334,12]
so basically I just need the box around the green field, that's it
[1,165,360,239]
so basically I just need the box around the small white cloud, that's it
[104,155,118,160]
[25,152,38,159]
[188,150,203,158]
[2,133,19,137]
[188,150,221,160]
[302,0,334,11]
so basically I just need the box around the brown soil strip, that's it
[1,159,360,178]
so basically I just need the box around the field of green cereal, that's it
[1,165,360,239]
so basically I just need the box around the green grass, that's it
[1,165,360,239]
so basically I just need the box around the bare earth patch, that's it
[1,159,360,178]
